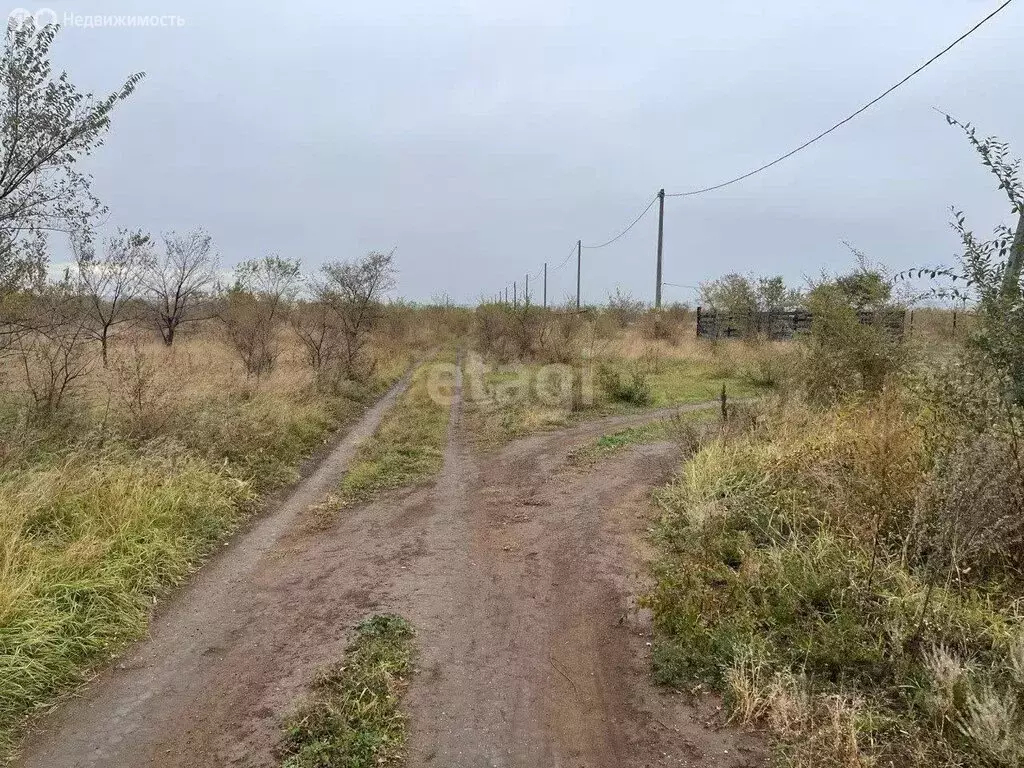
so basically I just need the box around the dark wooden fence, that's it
[695,308,907,340]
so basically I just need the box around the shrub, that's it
[597,360,652,406]
[797,284,908,403]
[646,397,1024,767]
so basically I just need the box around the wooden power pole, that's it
[576,240,582,309]
[543,262,547,308]
[655,188,665,309]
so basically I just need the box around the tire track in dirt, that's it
[15,369,763,767]
[397,399,765,768]
[15,373,422,768]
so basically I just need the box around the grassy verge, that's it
[278,614,416,768]
[463,352,763,449]
[646,395,1024,767]
[332,361,452,507]
[0,358,404,761]
[567,407,719,466]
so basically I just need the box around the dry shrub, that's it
[107,342,171,439]
[910,435,1024,583]
[638,311,685,345]
[798,287,909,404]
[606,288,645,328]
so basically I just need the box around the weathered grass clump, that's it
[647,394,1024,767]
[0,450,251,757]
[0,335,407,759]
[278,614,416,768]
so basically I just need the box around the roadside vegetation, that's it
[463,302,780,447]
[0,18,452,756]
[278,613,416,768]
[329,357,454,510]
[646,123,1024,767]
[566,407,720,467]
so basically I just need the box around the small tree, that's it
[291,285,341,374]
[15,278,93,415]
[74,229,153,366]
[701,273,801,315]
[0,19,143,295]
[221,255,301,379]
[320,250,396,379]
[144,229,219,346]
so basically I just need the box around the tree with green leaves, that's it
[938,116,1024,410]
[0,18,144,297]
[221,255,302,379]
[700,273,801,315]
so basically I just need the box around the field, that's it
[0,7,1020,767]
[2,285,1022,768]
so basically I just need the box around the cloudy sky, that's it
[34,0,1024,304]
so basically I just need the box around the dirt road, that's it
[16,372,763,768]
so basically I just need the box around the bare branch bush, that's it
[106,341,172,439]
[144,229,219,347]
[14,281,93,416]
[318,250,396,380]
[74,228,153,366]
[290,277,342,378]
[220,255,301,381]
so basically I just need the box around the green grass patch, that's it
[278,614,416,768]
[334,362,451,506]
[0,450,253,760]
[464,353,763,450]
[647,358,761,406]
[0,375,400,761]
[567,408,719,466]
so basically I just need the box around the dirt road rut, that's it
[16,372,763,768]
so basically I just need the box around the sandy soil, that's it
[15,371,764,768]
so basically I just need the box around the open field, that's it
[4,277,1024,768]
[0,7,1020,767]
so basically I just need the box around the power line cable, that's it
[665,0,1015,198]
[581,194,659,249]
[551,242,579,271]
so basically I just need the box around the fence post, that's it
[720,384,728,423]
[952,309,957,339]
[696,306,702,338]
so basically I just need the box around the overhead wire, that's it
[665,0,1015,198]
[497,0,1014,300]
[551,242,579,272]
[581,194,659,249]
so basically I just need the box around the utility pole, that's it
[655,188,665,309]
[513,281,517,308]
[576,239,582,310]
[525,273,530,306]
[543,262,547,308]
[504,286,508,304]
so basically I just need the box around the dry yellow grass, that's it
[0,322,419,761]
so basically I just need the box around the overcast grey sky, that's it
[34,0,1024,304]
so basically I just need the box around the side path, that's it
[395,397,766,768]
[16,374,763,767]
[16,373,418,768]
